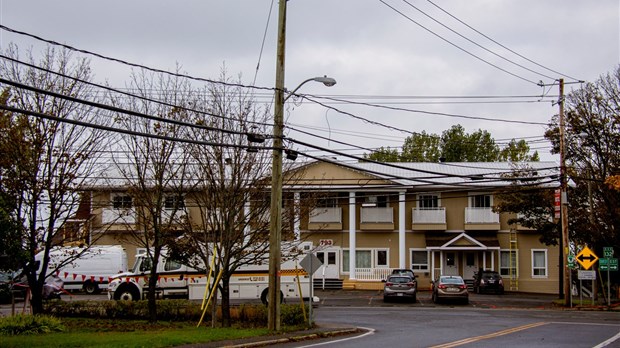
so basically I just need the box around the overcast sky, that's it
[1,0,618,162]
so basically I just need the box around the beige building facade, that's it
[85,159,561,294]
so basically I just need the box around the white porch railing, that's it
[354,267,396,281]
[309,207,342,223]
[102,208,136,224]
[465,207,499,223]
[360,207,393,223]
[412,207,446,224]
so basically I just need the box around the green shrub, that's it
[42,300,306,326]
[0,314,64,335]
[281,304,307,326]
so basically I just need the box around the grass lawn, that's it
[1,318,276,348]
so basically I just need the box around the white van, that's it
[37,245,128,294]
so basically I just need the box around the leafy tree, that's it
[545,67,620,249]
[364,125,537,162]
[0,44,109,313]
[494,167,559,245]
[500,139,540,162]
[400,131,441,162]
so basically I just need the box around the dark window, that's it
[471,194,491,208]
[418,195,438,209]
[113,195,132,209]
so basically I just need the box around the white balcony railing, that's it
[354,267,393,281]
[360,207,393,223]
[412,207,446,224]
[162,209,187,222]
[309,207,342,223]
[465,207,499,223]
[102,208,136,224]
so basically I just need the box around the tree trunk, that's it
[147,266,159,322]
[221,276,231,327]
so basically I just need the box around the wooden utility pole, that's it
[558,78,571,306]
[268,0,287,332]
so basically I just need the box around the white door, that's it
[463,252,478,280]
[316,250,339,279]
[443,251,458,276]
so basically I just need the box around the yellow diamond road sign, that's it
[576,246,599,270]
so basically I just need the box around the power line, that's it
[377,0,542,86]
[424,0,583,82]
[0,24,275,94]
[400,0,556,81]
[0,53,274,131]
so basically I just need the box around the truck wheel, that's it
[115,285,139,301]
[83,281,99,295]
[260,288,284,306]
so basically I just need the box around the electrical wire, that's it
[424,0,583,82]
[400,0,556,81]
[0,24,276,94]
[377,0,542,86]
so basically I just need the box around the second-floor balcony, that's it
[412,207,446,230]
[465,207,499,224]
[412,207,446,224]
[360,207,393,224]
[102,208,136,225]
[309,207,342,223]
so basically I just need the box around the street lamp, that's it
[268,75,336,331]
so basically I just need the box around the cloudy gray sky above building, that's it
[1,0,618,162]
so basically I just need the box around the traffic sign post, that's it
[601,247,615,308]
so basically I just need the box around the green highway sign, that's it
[603,247,614,258]
[599,258,618,271]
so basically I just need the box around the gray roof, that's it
[336,160,560,189]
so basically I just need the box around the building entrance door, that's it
[316,250,339,279]
[443,251,458,276]
[463,251,478,280]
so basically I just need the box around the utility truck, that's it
[36,245,127,294]
[107,250,315,304]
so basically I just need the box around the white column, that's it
[431,250,435,280]
[483,252,487,271]
[399,191,406,269]
[349,191,356,280]
[491,251,495,272]
[243,198,251,245]
[294,192,301,241]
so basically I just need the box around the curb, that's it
[224,328,361,348]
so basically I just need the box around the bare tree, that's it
[169,71,312,327]
[0,44,109,313]
[108,68,195,322]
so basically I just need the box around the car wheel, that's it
[383,296,389,302]
[260,288,284,306]
[115,286,139,301]
[83,281,99,295]
[463,298,469,305]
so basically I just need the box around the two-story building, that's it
[289,159,560,294]
[85,159,561,294]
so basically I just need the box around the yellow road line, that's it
[430,322,548,348]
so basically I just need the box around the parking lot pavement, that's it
[313,289,562,309]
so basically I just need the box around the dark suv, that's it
[473,269,504,294]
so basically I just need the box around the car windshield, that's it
[440,277,464,284]
[388,276,411,284]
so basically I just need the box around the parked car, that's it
[390,268,418,287]
[383,275,417,302]
[432,275,469,304]
[473,269,504,294]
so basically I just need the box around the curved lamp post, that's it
[268,75,336,331]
